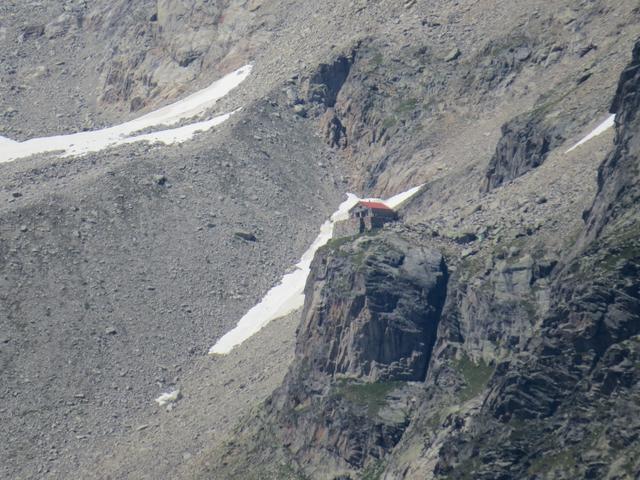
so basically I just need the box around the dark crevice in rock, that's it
[307,51,357,108]
[322,112,348,148]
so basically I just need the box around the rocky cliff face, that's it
[582,39,640,245]
[91,0,259,110]
[293,233,447,383]
[207,231,447,479]
[482,109,565,191]
[272,234,446,477]
[0,0,269,138]
[381,37,640,480]
[200,34,640,480]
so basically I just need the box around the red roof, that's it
[357,200,394,211]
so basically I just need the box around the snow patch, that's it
[565,114,615,153]
[0,65,251,163]
[118,111,235,147]
[386,184,425,209]
[155,389,181,407]
[209,185,425,355]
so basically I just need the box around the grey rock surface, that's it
[1,1,640,479]
[206,231,448,479]
[482,109,565,191]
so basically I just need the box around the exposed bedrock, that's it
[482,109,565,192]
[581,38,640,245]
[425,38,640,480]
[295,232,448,382]
[267,232,448,476]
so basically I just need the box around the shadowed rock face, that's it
[582,38,640,245]
[425,39,640,480]
[296,232,448,382]
[302,51,357,149]
[305,53,356,109]
[264,232,447,475]
[482,110,565,192]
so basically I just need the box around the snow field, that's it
[566,114,616,153]
[209,186,425,355]
[0,66,251,163]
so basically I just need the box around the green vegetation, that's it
[620,446,640,477]
[506,418,531,442]
[372,51,384,66]
[382,117,397,129]
[395,98,418,115]
[275,463,310,480]
[293,402,310,414]
[360,459,386,480]
[323,234,357,252]
[453,353,494,401]
[598,225,640,272]
[445,456,481,480]
[527,449,578,477]
[351,248,368,268]
[457,255,485,280]
[322,229,382,254]
[424,411,442,430]
[334,380,405,417]
[570,221,640,278]
[529,75,582,119]
[493,236,528,261]
[599,244,638,272]
[325,274,356,298]
[519,298,538,322]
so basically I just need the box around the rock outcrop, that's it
[211,232,447,479]
[209,36,640,480]
[271,233,447,476]
[293,233,447,382]
[415,37,640,480]
[581,38,640,245]
[482,109,565,191]
[304,53,356,109]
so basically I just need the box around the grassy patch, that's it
[519,298,538,321]
[323,234,357,252]
[598,242,640,272]
[372,51,384,66]
[361,459,386,480]
[335,380,405,417]
[424,411,442,430]
[276,463,310,480]
[395,98,418,115]
[447,456,482,480]
[620,446,640,477]
[323,230,382,254]
[527,449,577,476]
[458,255,485,280]
[575,221,640,277]
[532,83,581,119]
[382,117,397,129]
[454,353,494,401]
[325,275,356,298]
